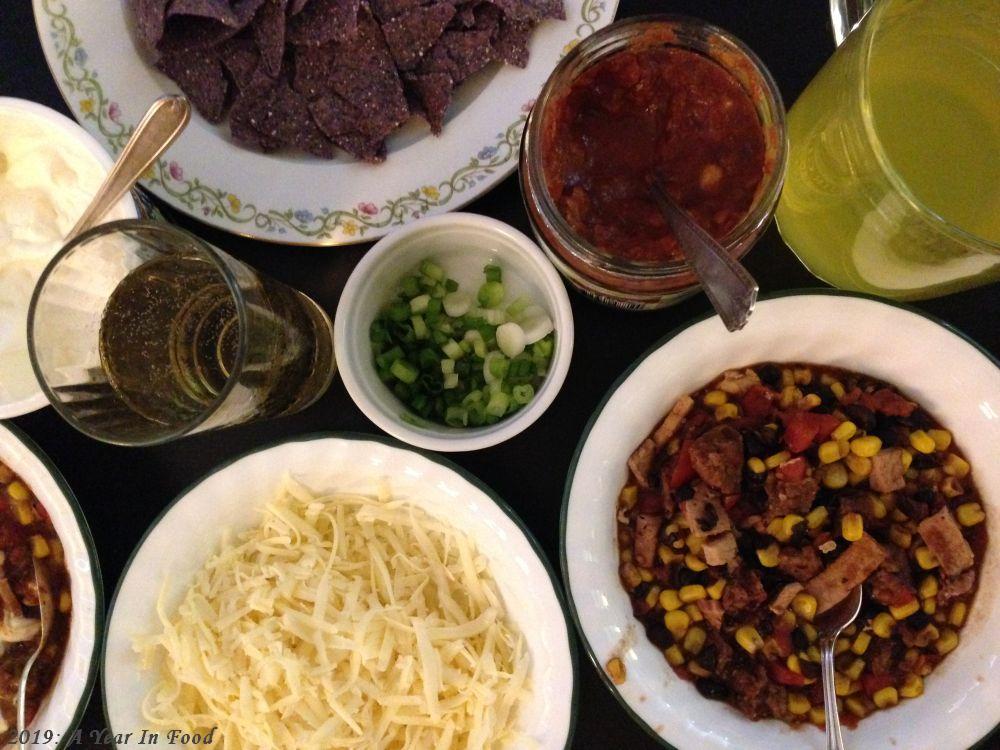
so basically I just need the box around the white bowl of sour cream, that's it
[0,98,137,419]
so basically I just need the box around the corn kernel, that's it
[834,672,853,696]
[679,585,707,603]
[620,486,638,508]
[869,499,887,520]
[30,535,49,558]
[901,450,914,471]
[926,429,952,451]
[787,654,802,673]
[12,497,33,526]
[757,543,780,568]
[707,579,726,600]
[659,589,682,612]
[852,632,872,655]
[686,534,704,554]
[830,381,846,399]
[685,553,707,572]
[644,586,662,609]
[658,545,679,565]
[835,637,851,655]
[842,454,871,480]
[765,451,792,469]
[685,603,704,622]
[667,438,681,455]
[806,645,822,662]
[782,514,805,539]
[746,457,766,475]
[956,503,986,527]
[873,686,899,709]
[715,403,739,421]
[889,525,912,549]
[818,441,842,464]
[788,693,811,715]
[846,696,868,718]
[801,622,818,643]
[915,546,939,570]
[791,593,817,622]
[6,481,29,502]
[890,599,919,619]
[845,658,865,681]
[949,602,968,627]
[639,568,655,582]
[919,576,939,599]
[873,612,896,637]
[781,610,797,628]
[736,626,763,654]
[850,435,883,458]
[665,609,691,639]
[941,477,964,498]
[780,386,802,408]
[703,389,728,407]
[943,453,970,478]
[606,657,627,683]
[793,367,812,385]
[809,706,826,726]
[50,539,63,563]
[935,628,959,654]
[781,368,795,387]
[664,645,685,666]
[58,590,71,613]
[899,674,923,698]
[688,661,711,678]
[823,462,849,489]
[841,512,864,541]
[806,506,829,530]
[799,393,822,410]
[909,430,936,454]
[683,626,706,655]
[891,508,909,522]
[922,598,936,615]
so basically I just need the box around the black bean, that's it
[675,567,698,587]
[757,617,774,637]
[908,611,931,630]
[911,453,939,470]
[843,404,877,433]
[757,364,781,388]
[697,644,719,671]
[695,677,731,701]
[743,431,769,458]
[800,659,821,679]
[791,628,809,652]
[914,486,936,504]
[698,503,720,532]
[903,409,934,430]
[675,484,695,502]
[812,384,837,408]
[643,618,674,649]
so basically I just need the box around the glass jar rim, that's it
[26,219,250,447]
[856,0,1000,254]
[524,14,788,278]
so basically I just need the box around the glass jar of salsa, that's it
[520,16,787,310]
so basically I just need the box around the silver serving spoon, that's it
[816,585,864,750]
[649,179,758,332]
[67,95,190,239]
[16,558,54,748]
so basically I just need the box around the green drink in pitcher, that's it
[775,0,1000,300]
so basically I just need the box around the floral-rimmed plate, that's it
[32,0,618,246]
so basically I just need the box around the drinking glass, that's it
[775,0,1000,300]
[28,220,336,446]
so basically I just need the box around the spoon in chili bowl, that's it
[815,584,864,750]
[15,557,54,748]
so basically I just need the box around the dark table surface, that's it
[2,0,999,748]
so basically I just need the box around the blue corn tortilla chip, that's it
[292,42,338,99]
[404,70,452,133]
[132,0,171,49]
[253,0,288,76]
[156,47,229,122]
[219,34,263,89]
[492,16,531,66]
[309,94,386,161]
[369,0,429,22]
[289,0,313,13]
[287,0,361,46]
[380,2,456,71]
[420,27,495,83]
[160,0,268,52]
[488,0,563,22]
[230,72,338,157]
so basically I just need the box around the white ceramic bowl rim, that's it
[102,431,580,748]
[0,422,104,749]
[335,212,574,452]
[0,97,138,419]
[559,288,1000,750]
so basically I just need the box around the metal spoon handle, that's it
[820,636,846,750]
[649,180,758,332]
[68,95,190,239]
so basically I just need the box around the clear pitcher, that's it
[775,0,1000,300]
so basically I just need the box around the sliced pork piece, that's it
[721,566,767,616]
[869,448,906,493]
[777,545,823,582]
[689,424,743,494]
[769,582,804,615]
[805,533,887,614]
[628,438,657,489]
[696,598,725,629]
[717,368,761,396]
[869,569,916,607]
[763,472,819,520]
[681,486,732,537]
[917,507,974,576]
[937,569,975,605]
[651,395,695,446]
[703,532,738,567]
[633,513,662,568]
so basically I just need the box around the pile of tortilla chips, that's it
[133,0,564,161]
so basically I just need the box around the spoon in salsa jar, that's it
[816,585,864,750]
[649,178,758,331]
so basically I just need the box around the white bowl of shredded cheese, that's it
[103,434,577,749]
[0,97,137,419]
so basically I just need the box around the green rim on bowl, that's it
[102,431,579,749]
[559,288,1000,750]
[0,421,104,750]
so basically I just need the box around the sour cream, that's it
[0,102,132,413]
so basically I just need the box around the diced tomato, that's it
[840,387,863,406]
[669,441,695,488]
[741,385,777,418]
[723,493,740,511]
[776,457,808,482]
[767,661,806,687]
[636,490,663,514]
[861,388,917,417]
[781,411,841,452]
[772,624,793,658]
[861,672,893,697]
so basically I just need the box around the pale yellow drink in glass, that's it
[775,0,1000,300]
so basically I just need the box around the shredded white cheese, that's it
[135,476,530,749]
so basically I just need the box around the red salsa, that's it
[542,46,766,263]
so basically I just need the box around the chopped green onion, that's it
[442,338,464,360]
[506,295,531,318]
[387,302,410,322]
[445,278,459,292]
[401,275,422,298]
[420,259,444,281]
[445,405,468,427]
[484,264,502,283]
[443,372,459,390]
[443,291,471,317]
[390,359,419,384]
[411,316,428,340]
[441,358,455,375]
[477,281,504,308]
[486,391,510,417]
[512,384,535,404]
[496,322,526,358]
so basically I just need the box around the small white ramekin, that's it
[335,213,574,451]
[0,97,138,419]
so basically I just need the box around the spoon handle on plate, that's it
[67,95,190,240]
[820,636,847,750]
